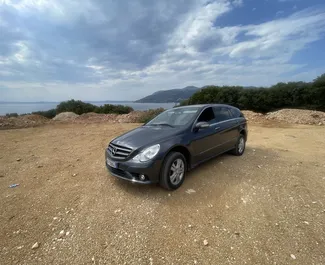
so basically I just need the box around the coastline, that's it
[0,101,176,116]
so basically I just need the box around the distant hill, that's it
[135,86,200,103]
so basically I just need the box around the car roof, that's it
[173,104,237,110]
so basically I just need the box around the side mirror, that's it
[195,121,210,130]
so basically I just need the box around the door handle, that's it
[215,127,220,130]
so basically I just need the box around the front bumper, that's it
[105,149,162,184]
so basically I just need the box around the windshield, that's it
[146,107,200,127]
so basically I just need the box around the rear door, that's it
[213,107,239,152]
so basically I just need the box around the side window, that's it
[197,107,215,123]
[214,107,232,122]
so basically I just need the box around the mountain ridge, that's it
[135,86,200,103]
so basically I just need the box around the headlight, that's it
[132,144,160,162]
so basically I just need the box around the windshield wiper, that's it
[150,123,175,128]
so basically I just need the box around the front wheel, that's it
[230,134,246,156]
[159,152,186,190]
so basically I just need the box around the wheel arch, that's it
[163,145,192,171]
[239,129,247,141]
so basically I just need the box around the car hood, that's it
[111,125,183,150]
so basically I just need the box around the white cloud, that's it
[276,10,285,16]
[232,0,243,7]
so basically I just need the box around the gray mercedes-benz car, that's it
[105,104,247,190]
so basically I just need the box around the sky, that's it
[1,0,325,102]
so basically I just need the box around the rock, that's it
[31,242,40,250]
[234,232,240,236]
[53,217,58,220]
[72,173,77,177]
[188,224,192,228]
[114,209,121,214]
[252,149,256,152]
[66,231,70,236]
[17,246,24,250]
[186,189,196,194]
[16,158,21,162]
[77,158,80,161]
[194,260,198,264]
[290,254,296,260]
[58,230,65,238]
[203,239,209,246]
[318,122,322,126]
[257,165,262,169]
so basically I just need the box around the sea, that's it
[0,102,176,115]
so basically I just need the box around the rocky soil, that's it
[0,122,324,264]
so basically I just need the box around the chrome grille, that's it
[108,143,132,159]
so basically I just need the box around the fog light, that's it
[140,174,146,181]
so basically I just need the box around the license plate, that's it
[106,158,117,168]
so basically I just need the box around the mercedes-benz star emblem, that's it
[111,147,117,155]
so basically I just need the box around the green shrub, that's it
[32,109,57,119]
[5,113,18,118]
[137,108,165,123]
[95,104,133,114]
[56,99,96,115]
[56,100,134,115]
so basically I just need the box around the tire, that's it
[159,152,187,190]
[230,134,246,156]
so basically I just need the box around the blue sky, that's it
[0,0,325,101]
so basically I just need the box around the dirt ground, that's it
[0,122,325,265]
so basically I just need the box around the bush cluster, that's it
[181,74,325,113]
[5,113,19,118]
[56,100,134,115]
[137,108,165,123]
[32,109,57,119]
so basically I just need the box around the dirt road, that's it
[1,122,325,265]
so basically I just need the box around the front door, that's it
[190,107,222,165]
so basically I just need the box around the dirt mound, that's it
[75,113,118,123]
[73,111,143,124]
[0,114,50,129]
[53,112,79,121]
[117,111,143,123]
[266,109,325,125]
[242,111,265,123]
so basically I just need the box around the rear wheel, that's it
[159,152,186,190]
[231,134,246,156]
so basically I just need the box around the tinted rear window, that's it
[214,107,232,122]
